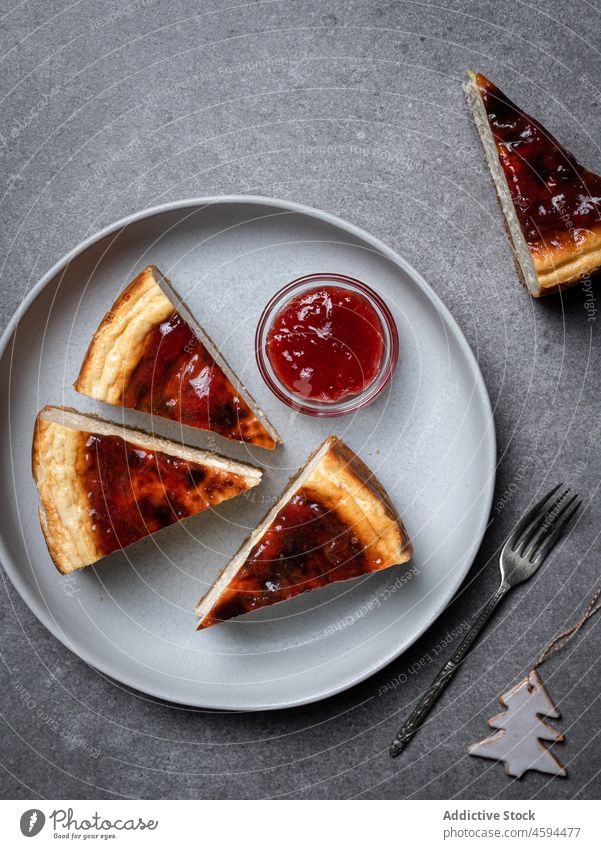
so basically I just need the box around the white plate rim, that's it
[0,194,496,710]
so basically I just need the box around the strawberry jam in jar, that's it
[256,274,398,417]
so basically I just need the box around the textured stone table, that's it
[1,0,599,800]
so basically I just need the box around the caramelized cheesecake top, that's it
[474,73,601,265]
[199,487,380,627]
[195,435,413,629]
[121,311,273,447]
[82,432,248,557]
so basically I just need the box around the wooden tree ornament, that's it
[468,583,601,779]
[468,669,566,778]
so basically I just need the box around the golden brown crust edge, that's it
[533,231,601,294]
[32,410,100,574]
[305,437,412,569]
[74,265,173,405]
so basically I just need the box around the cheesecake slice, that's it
[195,436,412,628]
[465,70,601,296]
[33,406,262,574]
[75,265,279,449]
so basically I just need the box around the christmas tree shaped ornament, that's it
[468,669,566,778]
[468,583,601,779]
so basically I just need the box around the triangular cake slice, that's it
[75,265,279,449]
[33,406,262,574]
[195,435,412,628]
[465,71,601,296]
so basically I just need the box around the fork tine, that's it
[505,483,563,553]
[518,488,574,557]
[531,498,582,566]
[524,492,579,558]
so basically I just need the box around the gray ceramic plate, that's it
[0,196,495,710]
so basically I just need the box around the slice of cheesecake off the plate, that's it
[195,435,412,629]
[464,70,601,296]
[75,265,279,449]
[32,406,262,574]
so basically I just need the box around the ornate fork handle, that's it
[389,581,510,757]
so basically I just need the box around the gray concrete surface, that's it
[1,0,600,799]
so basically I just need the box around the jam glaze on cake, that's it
[121,310,263,446]
[82,432,248,557]
[32,406,262,574]
[195,435,413,629]
[468,72,601,294]
[75,266,278,449]
[199,488,375,627]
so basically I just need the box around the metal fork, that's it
[389,483,582,757]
